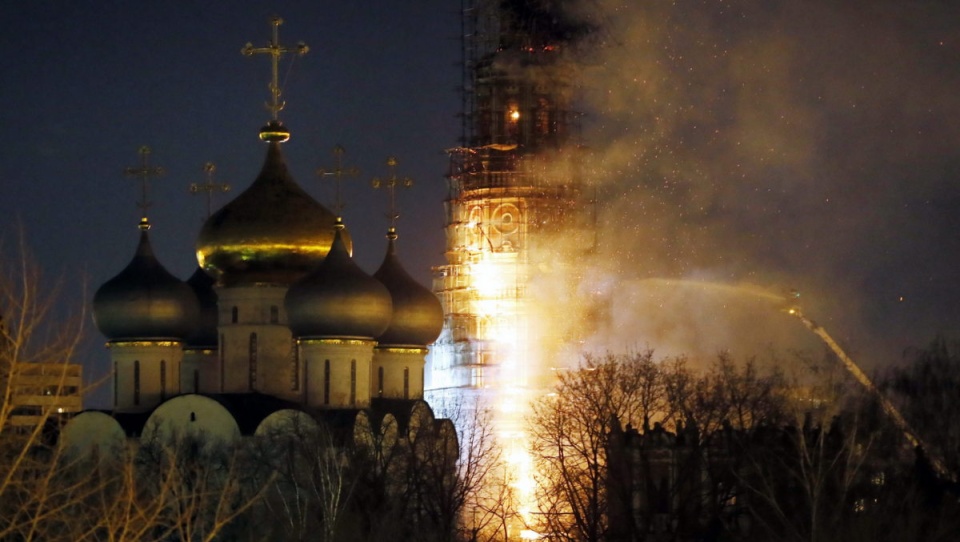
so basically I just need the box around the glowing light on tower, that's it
[426,1,593,537]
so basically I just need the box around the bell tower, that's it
[427,0,591,393]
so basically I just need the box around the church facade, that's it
[64,17,449,461]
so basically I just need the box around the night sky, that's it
[0,1,458,395]
[1,1,958,398]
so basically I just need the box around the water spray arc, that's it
[783,292,953,482]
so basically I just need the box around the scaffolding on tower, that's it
[427,2,597,536]
[428,0,593,396]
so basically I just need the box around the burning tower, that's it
[427,1,591,398]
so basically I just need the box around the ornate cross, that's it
[189,162,231,219]
[316,145,360,216]
[123,146,165,229]
[242,16,309,122]
[371,156,414,229]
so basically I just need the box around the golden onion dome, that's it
[286,226,393,339]
[185,267,218,348]
[93,227,200,341]
[196,142,351,286]
[373,229,443,346]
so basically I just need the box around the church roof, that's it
[185,266,218,348]
[196,142,350,286]
[373,229,443,346]
[286,226,393,339]
[93,226,199,341]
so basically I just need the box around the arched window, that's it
[378,366,384,398]
[403,367,410,400]
[304,359,309,403]
[231,306,239,323]
[160,359,167,401]
[133,360,141,406]
[323,360,331,405]
[249,333,258,391]
[291,338,300,391]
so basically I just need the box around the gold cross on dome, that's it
[316,145,360,216]
[242,16,309,121]
[123,146,165,228]
[189,162,231,219]
[371,156,414,229]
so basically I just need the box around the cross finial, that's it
[242,16,309,142]
[123,146,165,229]
[371,156,414,231]
[316,145,360,216]
[189,162,232,219]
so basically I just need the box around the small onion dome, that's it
[196,142,351,286]
[93,226,200,341]
[286,225,392,339]
[373,229,443,346]
[185,267,218,348]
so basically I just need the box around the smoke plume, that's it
[535,0,960,370]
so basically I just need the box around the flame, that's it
[464,249,543,536]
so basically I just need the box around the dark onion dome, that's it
[185,267,218,348]
[196,141,351,286]
[286,225,392,339]
[93,226,200,341]
[373,229,443,346]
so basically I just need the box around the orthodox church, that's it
[61,18,448,453]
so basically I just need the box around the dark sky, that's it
[1,1,959,392]
[0,1,458,278]
[0,1,457,393]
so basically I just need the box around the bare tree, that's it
[40,433,263,542]
[885,336,960,479]
[350,397,506,542]
[247,413,355,542]
[407,399,503,542]
[529,351,664,541]
[0,236,267,541]
[529,351,790,541]
[728,353,881,542]
[0,234,90,541]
